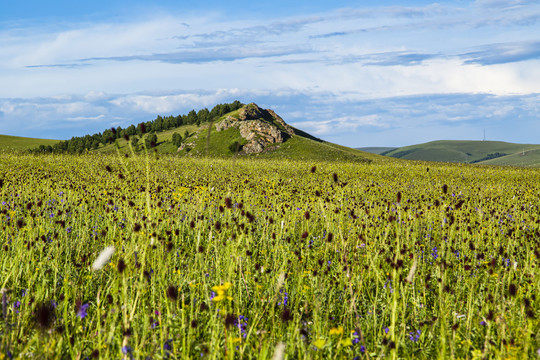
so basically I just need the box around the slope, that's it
[382,140,540,166]
[0,134,60,151]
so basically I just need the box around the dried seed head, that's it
[166,285,178,301]
[280,309,293,322]
[35,301,55,330]
[117,259,126,274]
[508,283,517,297]
[225,314,236,328]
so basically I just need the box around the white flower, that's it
[92,246,115,270]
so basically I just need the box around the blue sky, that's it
[1,0,540,147]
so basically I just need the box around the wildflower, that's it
[360,345,366,353]
[211,282,232,302]
[163,339,173,351]
[384,327,389,334]
[76,303,89,319]
[313,339,326,349]
[329,326,344,335]
[92,246,115,270]
[409,329,421,342]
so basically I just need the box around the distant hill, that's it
[0,134,60,151]
[381,140,540,167]
[14,102,376,163]
[97,103,377,163]
[356,147,397,155]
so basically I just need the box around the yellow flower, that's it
[211,282,233,302]
[313,339,326,349]
[329,326,344,335]
[340,338,353,347]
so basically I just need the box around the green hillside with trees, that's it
[28,101,375,163]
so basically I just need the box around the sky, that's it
[1,0,540,147]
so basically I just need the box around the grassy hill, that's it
[356,147,397,155]
[0,134,60,151]
[382,140,540,166]
[95,107,377,163]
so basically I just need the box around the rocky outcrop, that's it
[215,103,294,154]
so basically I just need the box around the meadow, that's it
[0,150,539,359]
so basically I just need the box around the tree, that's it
[172,133,182,147]
[145,133,158,148]
[197,108,210,123]
[184,130,189,139]
[186,110,198,125]
[131,136,139,151]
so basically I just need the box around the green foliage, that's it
[228,140,243,153]
[144,133,158,148]
[171,132,182,147]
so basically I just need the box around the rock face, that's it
[215,103,295,154]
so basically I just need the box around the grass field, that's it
[382,140,540,166]
[0,134,60,151]
[0,151,539,359]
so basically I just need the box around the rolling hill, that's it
[381,140,540,166]
[0,134,60,151]
[356,147,397,155]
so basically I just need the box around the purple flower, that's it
[480,321,486,326]
[409,329,421,342]
[360,345,366,353]
[163,340,172,351]
[384,327,389,334]
[77,303,89,319]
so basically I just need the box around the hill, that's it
[0,134,60,151]
[356,147,397,154]
[25,102,376,163]
[381,140,540,166]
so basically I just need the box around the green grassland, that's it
[0,134,60,151]
[356,147,397,155]
[1,152,539,359]
[382,140,540,166]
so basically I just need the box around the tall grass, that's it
[0,152,539,359]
